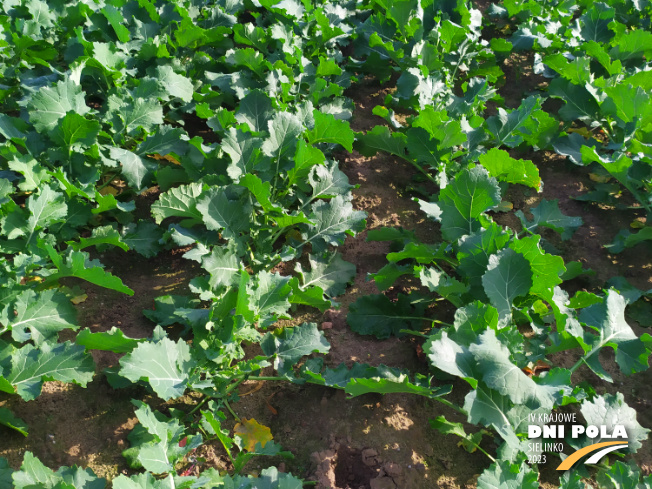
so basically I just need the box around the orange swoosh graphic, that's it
[556,441,628,470]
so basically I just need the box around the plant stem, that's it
[187,396,209,417]
[97,172,121,191]
[223,399,240,422]
[434,396,467,416]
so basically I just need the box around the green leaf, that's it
[7,156,49,192]
[239,173,278,211]
[50,113,100,149]
[463,386,520,449]
[8,289,77,345]
[76,327,141,354]
[288,140,326,189]
[306,111,354,152]
[43,246,134,296]
[345,369,442,398]
[222,128,266,182]
[261,323,330,374]
[0,407,28,436]
[151,183,204,225]
[427,166,501,242]
[107,147,154,192]
[580,393,649,452]
[120,330,196,400]
[354,125,407,158]
[101,4,130,42]
[485,96,542,148]
[347,294,425,339]
[0,458,13,488]
[125,401,202,475]
[470,329,556,409]
[509,235,565,297]
[28,78,89,132]
[261,111,303,159]
[155,66,194,103]
[197,187,252,239]
[26,185,68,239]
[424,330,479,388]
[516,199,582,240]
[579,290,650,379]
[201,247,240,289]
[412,106,466,149]
[109,97,163,136]
[477,460,539,489]
[295,251,355,297]
[72,225,128,252]
[596,461,647,489]
[12,452,58,489]
[6,342,95,401]
[121,221,164,258]
[303,195,366,252]
[236,89,273,133]
[288,278,331,312]
[308,160,353,199]
[482,248,532,322]
[248,272,292,328]
[478,148,541,190]
[548,78,599,122]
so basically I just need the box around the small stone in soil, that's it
[321,322,333,329]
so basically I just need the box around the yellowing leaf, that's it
[567,127,592,138]
[99,186,119,196]
[148,153,181,165]
[631,219,645,229]
[495,201,513,212]
[233,417,273,452]
[589,173,611,183]
[71,294,88,305]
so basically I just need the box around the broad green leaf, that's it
[477,460,539,489]
[485,96,541,148]
[370,262,410,291]
[222,128,266,182]
[478,148,540,190]
[197,187,252,239]
[346,369,442,398]
[0,458,13,488]
[412,106,466,149]
[354,125,407,158]
[457,223,511,296]
[202,247,240,289]
[431,166,501,241]
[43,246,134,296]
[303,195,366,252]
[419,268,469,307]
[6,342,95,401]
[288,140,326,188]
[235,89,273,133]
[288,278,331,312]
[482,248,532,321]
[151,183,204,225]
[120,332,196,400]
[516,199,582,240]
[26,185,67,239]
[580,393,649,452]
[579,291,650,379]
[107,147,154,192]
[295,251,355,297]
[7,156,49,192]
[121,221,164,258]
[12,452,58,489]
[76,327,141,354]
[308,160,353,199]
[248,272,292,327]
[108,96,163,136]
[0,407,28,436]
[463,386,520,449]
[72,225,128,252]
[9,289,77,344]
[470,329,555,409]
[155,66,193,103]
[424,330,478,388]
[306,111,354,152]
[596,461,647,489]
[548,78,599,122]
[509,236,565,297]
[347,294,425,339]
[261,111,303,159]
[101,4,130,42]
[50,113,100,149]
[239,174,278,211]
[261,323,330,374]
[28,78,89,132]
